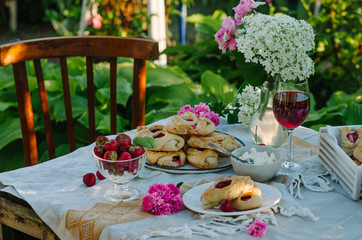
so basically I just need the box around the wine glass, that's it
[93,150,146,201]
[273,80,310,171]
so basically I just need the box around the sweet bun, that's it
[186,148,218,169]
[200,176,255,209]
[165,111,215,136]
[147,150,186,167]
[137,127,185,151]
[340,126,354,156]
[231,182,262,210]
[353,144,362,162]
[187,132,242,154]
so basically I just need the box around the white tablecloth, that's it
[0,118,361,240]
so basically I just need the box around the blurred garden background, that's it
[0,0,361,171]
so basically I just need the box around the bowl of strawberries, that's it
[93,133,147,202]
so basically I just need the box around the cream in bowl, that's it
[239,147,277,165]
[231,146,282,182]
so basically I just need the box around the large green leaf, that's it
[94,63,112,88]
[327,91,354,108]
[96,77,132,106]
[201,70,236,104]
[146,66,190,87]
[148,84,198,111]
[0,139,25,172]
[0,118,22,150]
[67,57,86,76]
[346,101,362,125]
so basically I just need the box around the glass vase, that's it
[249,81,287,147]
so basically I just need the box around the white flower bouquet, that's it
[215,0,315,125]
[215,0,315,86]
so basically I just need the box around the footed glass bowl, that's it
[93,150,146,201]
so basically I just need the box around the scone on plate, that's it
[165,111,215,136]
[136,127,185,151]
[200,175,259,210]
[147,150,186,168]
[187,132,242,154]
[186,148,218,169]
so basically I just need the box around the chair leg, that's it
[0,223,3,240]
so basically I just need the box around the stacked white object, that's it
[317,125,362,200]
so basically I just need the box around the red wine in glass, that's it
[273,80,310,171]
[273,90,310,130]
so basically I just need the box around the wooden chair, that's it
[0,36,159,166]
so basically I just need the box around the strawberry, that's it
[104,139,118,151]
[104,150,118,160]
[347,131,358,143]
[115,133,132,145]
[220,199,234,212]
[129,145,145,158]
[96,136,108,146]
[96,170,106,180]
[93,145,105,158]
[83,173,96,187]
[118,151,132,161]
[118,140,130,153]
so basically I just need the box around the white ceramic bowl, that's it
[231,146,282,182]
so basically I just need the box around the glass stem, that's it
[287,129,293,162]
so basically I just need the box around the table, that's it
[0,117,361,240]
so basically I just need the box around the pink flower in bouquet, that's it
[142,183,183,215]
[178,103,220,126]
[233,0,254,25]
[233,0,265,25]
[248,219,267,237]
[215,16,237,53]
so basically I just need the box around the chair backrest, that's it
[0,36,159,166]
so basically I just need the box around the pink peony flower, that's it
[208,111,220,127]
[215,17,237,53]
[193,102,211,115]
[142,183,183,215]
[177,104,194,115]
[233,0,265,26]
[248,219,267,237]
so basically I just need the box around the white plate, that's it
[182,182,281,216]
[145,133,244,174]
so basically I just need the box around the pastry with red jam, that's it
[200,175,262,211]
[136,127,185,151]
[146,150,186,168]
[165,111,215,136]
[340,127,362,164]
[186,148,218,169]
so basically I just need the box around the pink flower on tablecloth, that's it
[233,0,266,26]
[215,16,237,53]
[142,183,183,215]
[248,219,267,237]
[177,103,220,126]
